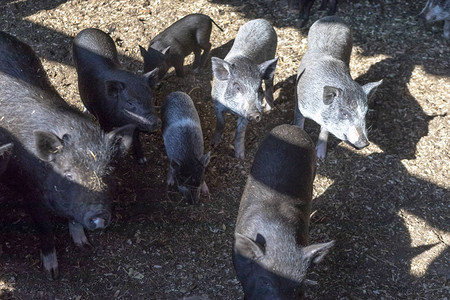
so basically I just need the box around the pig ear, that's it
[143,68,159,88]
[200,151,211,167]
[139,45,148,57]
[234,232,265,260]
[302,240,335,266]
[362,79,383,102]
[105,80,126,98]
[323,86,342,105]
[161,46,171,57]
[211,57,233,81]
[106,124,136,157]
[34,131,64,162]
[259,57,279,80]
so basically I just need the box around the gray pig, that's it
[419,0,450,39]
[233,124,334,299]
[73,28,161,164]
[161,92,210,204]
[211,19,278,159]
[140,13,223,79]
[294,16,382,159]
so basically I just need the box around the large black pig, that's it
[73,28,161,164]
[0,31,135,279]
[233,125,334,299]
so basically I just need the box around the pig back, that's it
[161,92,204,160]
[306,16,352,65]
[226,19,277,64]
[236,125,316,245]
[73,28,120,70]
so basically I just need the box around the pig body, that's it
[140,13,223,78]
[73,28,161,164]
[0,31,134,279]
[161,92,210,204]
[233,124,334,299]
[294,16,382,159]
[419,0,450,39]
[211,19,278,159]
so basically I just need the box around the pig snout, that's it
[347,126,369,150]
[124,110,161,132]
[84,209,111,230]
[179,185,201,204]
[247,112,261,123]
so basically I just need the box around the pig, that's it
[73,28,161,164]
[211,19,278,159]
[139,13,224,79]
[233,124,334,299]
[288,0,339,27]
[419,0,450,39]
[294,16,383,159]
[0,142,13,175]
[161,92,210,204]
[0,31,135,279]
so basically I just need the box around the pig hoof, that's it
[316,148,327,160]
[69,221,92,249]
[235,151,245,160]
[41,249,59,280]
[138,157,147,165]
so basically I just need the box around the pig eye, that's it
[339,109,350,119]
[64,171,74,180]
[233,82,242,93]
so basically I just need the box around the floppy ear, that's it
[105,80,126,98]
[139,45,148,57]
[302,240,335,266]
[143,68,159,88]
[106,124,136,157]
[161,46,171,56]
[323,86,342,105]
[259,57,279,80]
[362,79,383,102]
[234,232,265,260]
[34,131,63,162]
[200,151,211,167]
[211,57,234,81]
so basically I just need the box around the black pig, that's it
[0,31,135,279]
[73,28,161,164]
[288,0,339,27]
[140,13,223,78]
[161,92,210,204]
[233,124,334,299]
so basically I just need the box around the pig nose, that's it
[84,210,111,230]
[353,137,369,150]
[247,113,261,123]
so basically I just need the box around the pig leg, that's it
[69,221,91,248]
[31,203,58,280]
[318,0,328,10]
[234,116,248,159]
[133,130,147,165]
[316,127,329,160]
[201,181,209,195]
[167,165,175,186]
[192,49,202,72]
[327,0,338,15]
[294,101,306,128]
[212,102,227,147]
[196,28,212,70]
[299,0,315,27]
[173,56,185,77]
[444,20,450,40]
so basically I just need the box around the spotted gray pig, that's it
[161,92,210,204]
[294,16,382,159]
[211,19,278,159]
[233,124,334,299]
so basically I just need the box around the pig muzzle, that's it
[247,112,261,123]
[84,210,111,230]
[124,109,162,132]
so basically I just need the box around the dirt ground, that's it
[0,0,449,299]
